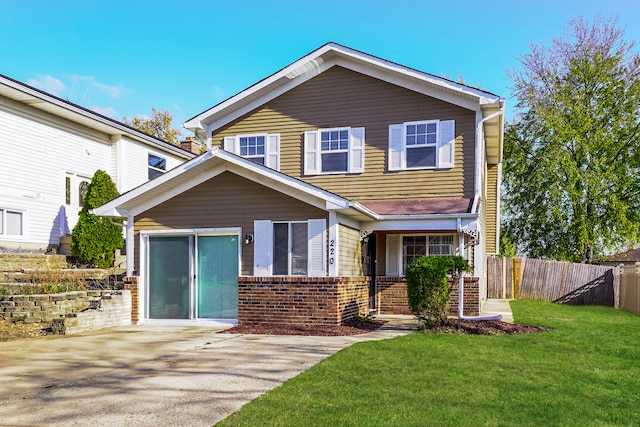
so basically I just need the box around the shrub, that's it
[71,170,123,268]
[406,255,471,326]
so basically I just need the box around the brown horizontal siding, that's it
[133,171,328,275]
[485,164,499,254]
[212,66,476,201]
[338,224,363,276]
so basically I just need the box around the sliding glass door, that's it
[147,233,238,320]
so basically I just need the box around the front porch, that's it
[124,275,480,326]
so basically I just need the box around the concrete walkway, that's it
[0,317,418,426]
[480,298,515,323]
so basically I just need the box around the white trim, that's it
[393,232,459,276]
[126,215,135,277]
[328,212,339,276]
[139,228,242,322]
[0,207,28,240]
[183,43,503,134]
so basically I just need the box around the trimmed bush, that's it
[406,256,471,326]
[71,170,123,268]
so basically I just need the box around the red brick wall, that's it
[376,276,480,316]
[123,276,139,324]
[237,276,369,326]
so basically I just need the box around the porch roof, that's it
[360,199,473,216]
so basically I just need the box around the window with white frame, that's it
[224,133,280,170]
[273,222,308,275]
[148,153,166,180]
[239,135,266,164]
[397,234,456,273]
[0,209,24,236]
[304,127,365,175]
[65,173,92,207]
[253,219,326,277]
[388,119,455,171]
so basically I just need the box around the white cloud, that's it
[90,106,118,119]
[211,85,226,100]
[26,75,67,97]
[70,75,122,99]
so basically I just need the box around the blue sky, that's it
[1,0,638,137]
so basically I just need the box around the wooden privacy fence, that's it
[619,263,640,315]
[488,257,618,307]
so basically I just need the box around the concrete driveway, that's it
[0,318,416,426]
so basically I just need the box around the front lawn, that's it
[217,300,640,426]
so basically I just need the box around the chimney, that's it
[180,136,201,155]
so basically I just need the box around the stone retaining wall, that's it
[0,290,131,333]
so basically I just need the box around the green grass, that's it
[217,301,640,426]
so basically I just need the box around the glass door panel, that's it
[148,236,191,319]
[197,235,238,319]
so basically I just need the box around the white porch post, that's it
[126,215,135,277]
[328,212,339,276]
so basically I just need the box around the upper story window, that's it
[304,127,365,175]
[388,120,455,171]
[148,153,166,180]
[0,209,24,236]
[224,133,280,170]
[239,135,265,164]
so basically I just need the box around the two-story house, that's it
[0,74,197,253]
[94,43,504,325]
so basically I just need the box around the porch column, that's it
[328,212,339,276]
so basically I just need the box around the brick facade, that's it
[124,276,139,324]
[237,276,370,326]
[376,276,480,316]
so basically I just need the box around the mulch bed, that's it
[220,317,547,336]
[424,319,548,335]
[220,317,387,336]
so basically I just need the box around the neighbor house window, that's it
[0,209,24,236]
[304,127,365,175]
[402,234,455,272]
[148,153,166,180]
[224,133,280,170]
[273,222,308,275]
[65,173,92,207]
[388,120,455,171]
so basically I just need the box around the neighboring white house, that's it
[0,73,196,252]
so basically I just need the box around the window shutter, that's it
[388,124,404,171]
[223,136,236,153]
[304,131,319,175]
[253,220,272,276]
[266,134,280,170]
[386,234,400,276]
[438,120,455,168]
[349,127,365,173]
[307,219,326,276]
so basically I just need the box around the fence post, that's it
[502,257,507,299]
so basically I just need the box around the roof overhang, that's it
[93,148,378,221]
[183,42,504,140]
[0,73,195,160]
[482,100,506,164]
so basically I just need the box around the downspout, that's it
[457,218,502,321]
[473,108,504,214]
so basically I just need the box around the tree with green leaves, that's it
[71,170,124,268]
[123,107,181,145]
[503,15,640,263]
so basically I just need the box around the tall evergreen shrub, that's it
[71,170,123,268]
